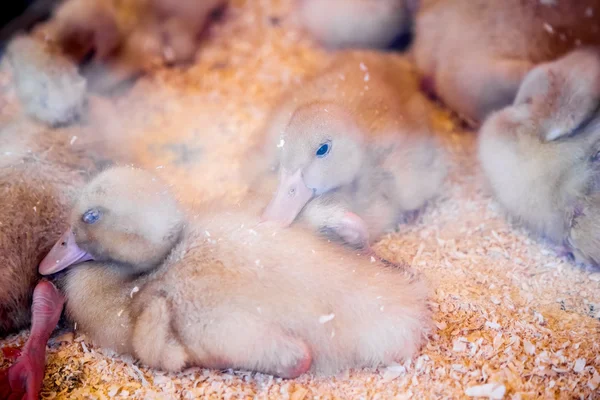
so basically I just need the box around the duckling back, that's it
[138,197,430,375]
[412,0,600,123]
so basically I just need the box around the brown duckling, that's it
[296,0,417,50]
[3,35,87,126]
[478,47,600,266]
[0,119,105,399]
[37,166,430,378]
[37,0,227,90]
[412,0,600,125]
[260,50,446,248]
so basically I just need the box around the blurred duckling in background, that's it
[412,0,600,125]
[296,0,418,50]
[478,47,600,266]
[34,0,226,91]
[3,34,87,126]
[31,166,430,380]
[259,51,446,248]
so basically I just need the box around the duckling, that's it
[0,119,104,399]
[478,47,600,266]
[43,0,122,63]
[296,0,417,50]
[3,34,87,126]
[39,0,226,83]
[259,51,446,248]
[0,118,101,336]
[147,0,227,65]
[37,166,430,378]
[411,0,600,124]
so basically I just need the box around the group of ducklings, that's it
[1,0,600,398]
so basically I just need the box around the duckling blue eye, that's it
[316,142,331,158]
[82,208,101,224]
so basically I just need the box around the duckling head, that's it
[262,101,365,226]
[514,48,600,142]
[39,167,184,276]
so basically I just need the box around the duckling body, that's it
[296,0,416,50]
[0,119,101,397]
[0,119,99,336]
[36,0,226,90]
[42,167,431,377]
[260,51,446,247]
[412,0,600,124]
[478,47,600,266]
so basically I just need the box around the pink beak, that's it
[262,169,315,227]
[39,229,94,275]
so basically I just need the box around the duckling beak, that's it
[39,229,95,275]
[262,168,315,226]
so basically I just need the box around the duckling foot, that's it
[270,338,312,379]
[0,281,64,400]
[334,212,370,249]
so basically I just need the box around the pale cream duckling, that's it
[3,34,87,126]
[39,166,430,378]
[260,51,446,248]
[296,0,418,50]
[478,47,600,266]
[412,0,600,125]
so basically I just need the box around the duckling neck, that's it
[117,222,187,276]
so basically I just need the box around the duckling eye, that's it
[82,208,101,224]
[592,151,600,163]
[316,142,331,158]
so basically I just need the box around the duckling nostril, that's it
[61,242,66,247]
[288,187,296,196]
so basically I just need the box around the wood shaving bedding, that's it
[1,0,599,398]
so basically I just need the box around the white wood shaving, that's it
[523,340,536,355]
[465,383,506,399]
[573,358,586,373]
[453,338,468,352]
[485,321,501,330]
[381,364,406,383]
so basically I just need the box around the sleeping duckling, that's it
[260,50,446,248]
[412,0,600,124]
[0,119,104,399]
[38,166,430,378]
[296,0,417,50]
[478,47,600,266]
[3,34,87,126]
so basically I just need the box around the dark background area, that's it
[0,0,59,48]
